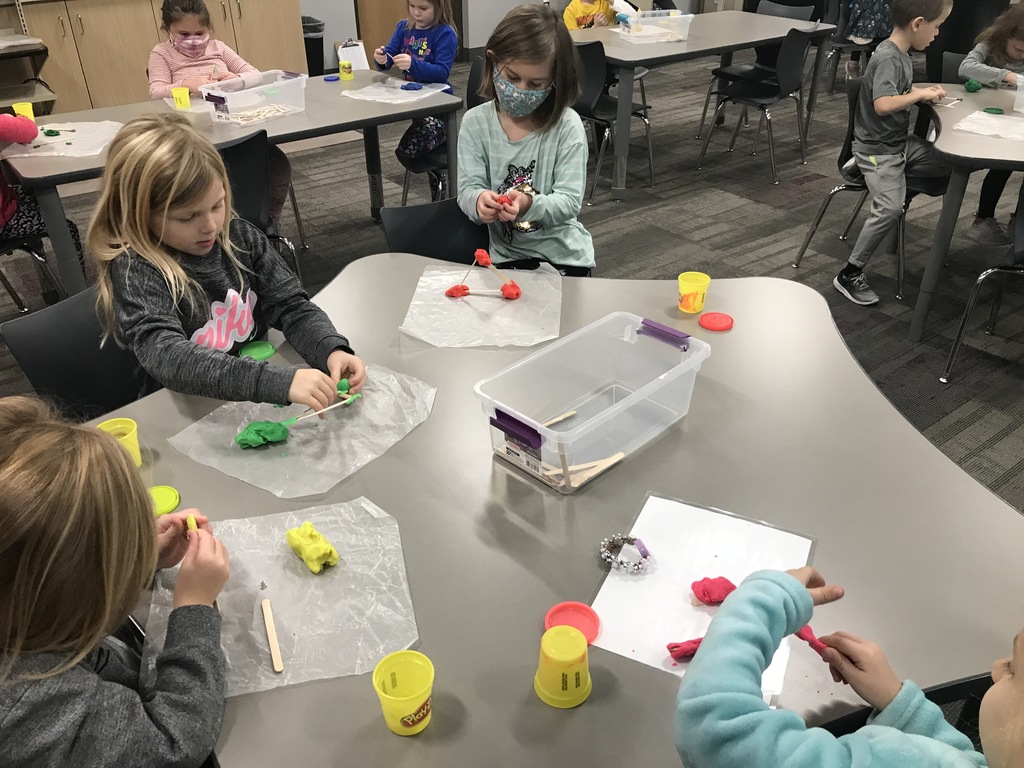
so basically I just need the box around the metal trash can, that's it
[302,16,325,77]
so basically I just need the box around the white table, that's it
[102,254,1022,765]
[3,72,462,293]
[570,12,835,198]
[908,83,1024,341]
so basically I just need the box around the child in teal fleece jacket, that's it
[676,568,1024,767]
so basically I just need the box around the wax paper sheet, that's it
[1,121,122,157]
[399,263,562,347]
[341,79,448,103]
[168,363,435,498]
[953,110,1024,141]
[141,498,418,697]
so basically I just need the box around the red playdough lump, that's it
[500,281,521,300]
[667,638,703,661]
[795,625,827,656]
[445,283,470,298]
[691,576,737,605]
[474,248,492,267]
[496,194,512,205]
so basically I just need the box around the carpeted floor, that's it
[1,53,1022,510]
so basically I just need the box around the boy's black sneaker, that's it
[833,270,879,305]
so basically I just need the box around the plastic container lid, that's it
[150,485,180,517]
[239,340,276,360]
[699,312,734,332]
[324,74,340,81]
[544,601,600,644]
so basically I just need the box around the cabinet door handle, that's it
[235,0,241,18]
[58,15,66,36]
[76,14,84,35]
[220,1,227,20]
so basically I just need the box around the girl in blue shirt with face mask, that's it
[456,4,595,276]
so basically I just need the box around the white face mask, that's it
[171,33,210,58]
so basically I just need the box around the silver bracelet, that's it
[600,534,651,574]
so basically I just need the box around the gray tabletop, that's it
[4,71,462,187]
[105,254,1021,765]
[929,83,1024,171]
[908,84,1024,341]
[569,11,832,67]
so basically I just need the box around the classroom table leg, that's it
[612,64,636,201]
[35,185,86,295]
[445,110,458,198]
[363,126,383,222]
[907,166,969,342]
[804,38,828,140]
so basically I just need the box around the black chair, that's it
[399,56,487,206]
[942,51,968,84]
[379,197,488,263]
[792,79,948,299]
[819,0,881,95]
[821,672,991,750]
[697,28,814,185]
[940,199,1024,383]
[574,40,654,204]
[0,236,67,312]
[695,0,815,140]
[217,130,302,284]
[0,286,148,420]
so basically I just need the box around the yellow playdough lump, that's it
[286,521,339,574]
[186,514,198,532]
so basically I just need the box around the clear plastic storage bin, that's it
[200,70,307,125]
[639,10,694,39]
[474,312,711,493]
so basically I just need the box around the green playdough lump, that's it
[337,378,350,396]
[964,79,983,93]
[235,420,290,448]
[286,521,339,574]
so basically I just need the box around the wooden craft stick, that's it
[542,410,577,428]
[261,598,284,673]
[485,261,513,285]
[568,452,625,487]
[292,395,358,423]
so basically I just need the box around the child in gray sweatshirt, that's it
[89,113,365,414]
[0,396,231,767]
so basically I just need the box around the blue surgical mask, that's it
[493,67,552,118]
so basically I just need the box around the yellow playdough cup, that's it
[678,271,711,314]
[96,417,142,468]
[171,86,191,110]
[12,102,34,121]
[534,625,592,708]
[373,650,434,735]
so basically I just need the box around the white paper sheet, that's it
[953,110,1024,141]
[399,263,562,347]
[590,495,814,696]
[141,498,418,697]
[0,121,122,158]
[342,79,449,103]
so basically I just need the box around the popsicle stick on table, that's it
[261,598,284,673]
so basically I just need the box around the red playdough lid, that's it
[698,312,733,332]
[544,601,600,644]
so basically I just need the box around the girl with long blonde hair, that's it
[88,113,365,412]
[0,395,230,766]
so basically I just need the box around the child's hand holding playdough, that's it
[156,509,211,569]
[174,529,230,608]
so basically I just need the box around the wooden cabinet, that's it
[72,0,160,106]
[0,3,92,113]
[1,0,304,115]
[151,0,305,74]
[355,0,408,67]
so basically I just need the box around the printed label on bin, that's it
[503,437,542,476]
[401,697,431,728]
